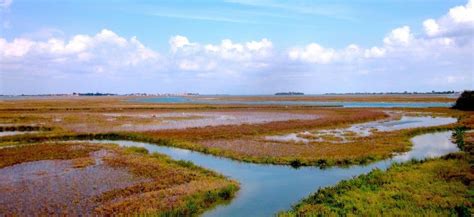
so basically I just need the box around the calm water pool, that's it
[0,131,36,137]
[90,131,458,217]
[132,97,453,108]
[266,115,457,143]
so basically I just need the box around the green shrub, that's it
[453,126,467,151]
[290,159,302,168]
[126,146,149,154]
[452,90,474,111]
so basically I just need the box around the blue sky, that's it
[1,0,473,94]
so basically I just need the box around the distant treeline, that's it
[325,91,457,95]
[0,93,118,97]
[275,92,304,95]
[74,92,117,96]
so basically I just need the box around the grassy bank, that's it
[279,129,474,216]
[0,125,52,132]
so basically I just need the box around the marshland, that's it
[2,0,473,215]
[0,93,472,216]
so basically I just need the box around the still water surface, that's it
[133,97,453,108]
[90,131,457,217]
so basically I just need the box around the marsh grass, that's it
[0,142,239,215]
[454,126,468,151]
[0,142,101,168]
[72,156,96,168]
[279,121,474,217]
[0,119,462,167]
[0,98,470,167]
[0,125,52,132]
[279,156,472,216]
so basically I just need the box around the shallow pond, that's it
[90,131,458,217]
[351,116,457,135]
[266,115,457,143]
[133,97,453,108]
[0,131,36,137]
[105,111,318,131]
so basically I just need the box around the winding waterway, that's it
[89,130,458,217]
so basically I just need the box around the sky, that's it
[0,0,473,95]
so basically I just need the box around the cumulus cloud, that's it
[289,0,474,65]
[1,1,473,94]
[204,38,272,60]
[169,35,197,53]
[0,0,12,8]
[278,0,472,93]
[288,43,336,64]
[423,19,440,36]
[421,0,474,45]
[288,42,388,64]
[0,29,159,76]
[169,35,273,71]
[383,26,413,46]
[449,0,474,23]
[364,46,386,58]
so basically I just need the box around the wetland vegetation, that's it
[0,94,472,216]
[0,141,238,215]
[2,0,472,215]
[280,130,474,216]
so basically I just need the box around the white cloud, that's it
[421,0,474,45]
[204,38,272,60]
[0,29,160,77]
[448,0,474,23]
[364,46,386,58]
[290,0,474,65]
[288,43,388,64]
[288,43,336,64]
[169,36,274,71]
[383,26,413,46]
[246,38,272,51]
[0,38,34,57]
[169,35,197,53]
[279,1,471,93]
[423,19,440,36]
[2,1,473,94]
[0,0,12,8]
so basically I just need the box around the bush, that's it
[290,159,302,168]
[175,160,195,168]
[217,185,236,200]
[453,126,467,151]
[452,91,474,111]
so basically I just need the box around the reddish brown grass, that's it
[0,142,238,215]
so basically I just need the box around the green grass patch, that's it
[279,156,473,216]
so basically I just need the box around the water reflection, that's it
[90,131,457,217]
[266,116,457,143]
[133,97,453,108]
[0,131,36,137]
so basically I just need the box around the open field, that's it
[0,141,238,215]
